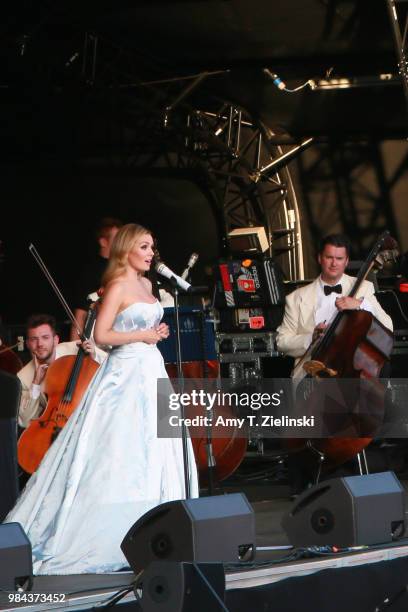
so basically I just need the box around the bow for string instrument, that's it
[289,231,398,469]
[17,245,101,474]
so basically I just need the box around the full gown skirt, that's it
[5,302,198,575]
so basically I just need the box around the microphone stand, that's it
[160,273,210,498]
[199,310,216,496]
[173,284,217,496]
[169,280,191,499]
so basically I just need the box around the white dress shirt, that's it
[315,275,374,327]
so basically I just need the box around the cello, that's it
[0,338,23,375]
[290,231,397,470]
[17,302,100,473]
[17,244,102,473]
[165,371,248,486]
[164,309,247,485]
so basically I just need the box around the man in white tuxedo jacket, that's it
[276,234,393,365]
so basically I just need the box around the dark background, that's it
[1,0,407,328]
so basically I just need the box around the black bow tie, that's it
[323,284,342,296]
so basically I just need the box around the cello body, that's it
[0,340,23,375]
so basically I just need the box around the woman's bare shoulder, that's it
[103,279,128,301]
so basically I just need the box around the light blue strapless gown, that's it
[5,301,198,575]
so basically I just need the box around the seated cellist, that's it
[17,313,105,429]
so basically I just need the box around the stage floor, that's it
[2,487,408,611]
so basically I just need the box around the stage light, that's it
[227,227,269,254]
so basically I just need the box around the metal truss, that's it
[181,106,307,280]
[386,0,408,111]
[296,140,402,259]
[109,93,308,280]
[73,67,309,280]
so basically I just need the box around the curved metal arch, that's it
[184,106,306,280]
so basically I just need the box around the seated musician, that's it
[276,234,393,364]
[18,314,106,429]
[276,235,393,493]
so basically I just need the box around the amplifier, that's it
[392,329,408,355]
[217,306,284,333]
[214,257,285,308]
[216,332,279,361]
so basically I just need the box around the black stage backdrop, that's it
[1,168,219,326]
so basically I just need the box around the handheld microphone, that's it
[263,68,286,91]
[181,252,199,280]
[155,262,192,292]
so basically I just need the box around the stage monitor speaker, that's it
[0,523,32,592]
[282,471,405,548]
[121,493,255,574]
[140,562,225,612]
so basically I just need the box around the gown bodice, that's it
[113,300,163,332]
[112,301,164,356]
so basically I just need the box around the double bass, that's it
[290,231,397,469]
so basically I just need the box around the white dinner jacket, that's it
[276,274,393,360]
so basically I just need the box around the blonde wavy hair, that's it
[102,223,153,286]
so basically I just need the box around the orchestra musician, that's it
[70,217,123,340]
[276,233,393,365]
[276,234,394,493]
[18,313,106,429]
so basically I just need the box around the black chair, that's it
[0,370,21,522]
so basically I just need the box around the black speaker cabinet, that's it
[282,471,405,548]
[140,562,225,612]
[0,523,32,591]
[121,493,255,574]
